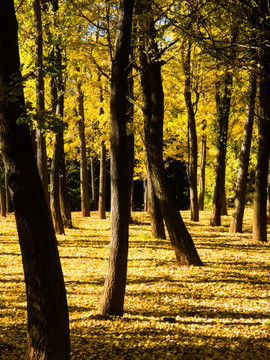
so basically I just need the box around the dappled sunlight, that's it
[0,210,269,359]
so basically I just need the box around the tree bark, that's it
[0,164,6,217]
[229,66,257,233]
[198,120,206,211]
[253,2,270,242]
[0,2,70,358]
[138,1,202,266]
[147,163,166,239]
[33,0,49,205]
[59,132,72,228]
[210,70,233,226]
[90,157,97,210]
[98,0,134,316]
[5,171,11,213]
[77,83,90,217]
[267,154,270,223]
[182,38,199,221]
[98,141,106,219]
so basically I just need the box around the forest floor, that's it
[0,209,270,359]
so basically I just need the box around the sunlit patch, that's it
[0,209,269,359]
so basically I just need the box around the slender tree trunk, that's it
[182,38,199,221]
[253,5,270,242]
[50,132,64,234]
[229,67,257,233]
[267,154,270,223]
[98,141,106,219]
[98,0,134,316]
[138,1,202,266]
[198,120,206,211]
[33,0,49,205]
[210,71,233,226]
[0,2,70,358]
[77,83,90,217]
[59,132,72,228]
[0,166,6,217]
[90,157,97,210]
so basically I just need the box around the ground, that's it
[0,209,269,359]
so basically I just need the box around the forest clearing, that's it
[1,209,269,360]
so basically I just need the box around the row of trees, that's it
[0,0,269,358]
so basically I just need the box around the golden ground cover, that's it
[0,209,269,359]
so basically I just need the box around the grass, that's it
[0,209,270,359]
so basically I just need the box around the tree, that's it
[229,63,257,233]
[182,37,199,221]
[138,0,202,266]
[0,161,6,217]
[252,0,270,243]
[33,0,49,205]
[198,120,207,210]
[0,1,70,358]
[98,140,106,219]
[77,82,90,217]
[98,0,134,316]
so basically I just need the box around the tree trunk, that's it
[50,132,65,234]
[33,0,49,205]
[210,71,233,226]
[229,67,257,233]
[182,38,199,221]
[0,2,70,358]
[147,163,166,239]
[253,3,270,242]
[267,154,270,223]
[90,157,97,210]
[77,83,90,217]
[138,1,202,266]
[5,171,11,213]
[98,0,134,316]
[59,132,72,228]
[98,141,106,219]
[198,120,206,211]
[0,165,6,217]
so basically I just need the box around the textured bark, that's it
[0,2,70,358]
[229,67,256,233]
[98,141,106,219]
[59,132,72,228]
[50,132,64,234]
[198,121,206,211]
[182,38,199,221]
[33,0,49,205]
[210,71,233,226]
[98,0,134,316]
[147,164,166,239]
[253,2,270,242]
[90,157,97,210]
[138,1,202,266]
[78,83,90,217]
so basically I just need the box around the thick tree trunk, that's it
[59,132,72,228]
[253,14,270,242]
[229,67,256,233]
[147,164,166,239]
[138,2,202,266]
[0,2,70,358]
[210,71,233,226]
[77,83,90,217]
[33,0,49,205]
[98,141,106,219]
[98,0,134,316]
[182,38,199,222]
[198,121,206,211]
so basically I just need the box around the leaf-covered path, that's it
[0,210,269,359]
